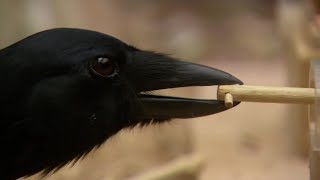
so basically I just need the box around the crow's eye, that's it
[89,57,115,77]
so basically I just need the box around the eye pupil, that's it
[90,57,115,77]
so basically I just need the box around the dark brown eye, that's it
[89,57,115,77]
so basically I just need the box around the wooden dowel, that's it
[217,85,316,104]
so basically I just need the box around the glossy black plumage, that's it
[0,28,242,180]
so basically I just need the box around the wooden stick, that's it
[217,85,316,104]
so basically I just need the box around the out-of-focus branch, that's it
[129,153,205,180]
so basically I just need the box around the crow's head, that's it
[0,28,242,179]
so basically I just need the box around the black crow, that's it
[0,28,242,180]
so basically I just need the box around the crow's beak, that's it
[126,51,243,121]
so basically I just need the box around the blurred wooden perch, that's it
[129,153,205,180]
[278,1,320,178]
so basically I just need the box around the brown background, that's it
[0,1,312,180]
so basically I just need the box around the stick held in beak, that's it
[126,51,242,122]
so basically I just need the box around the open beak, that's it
[126,51,243,121]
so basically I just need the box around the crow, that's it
[0,28,242,180]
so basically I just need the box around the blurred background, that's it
[2,0,320,180]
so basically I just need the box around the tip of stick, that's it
[224,93,234,108]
